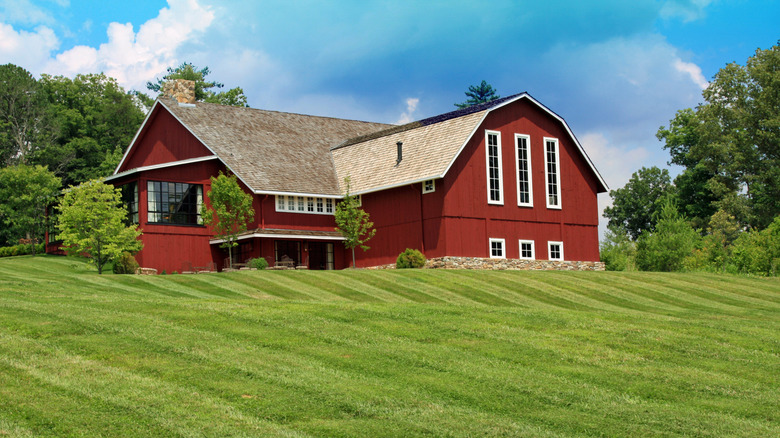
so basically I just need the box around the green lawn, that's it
[0,255,778,437]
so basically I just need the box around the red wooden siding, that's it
[120,107,213,171]
[354,98,601,265]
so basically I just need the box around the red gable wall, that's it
[119,105,213,171]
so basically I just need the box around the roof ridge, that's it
[159,97,393,127]
[331,92,526,150]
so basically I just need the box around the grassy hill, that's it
[0,255,778,437]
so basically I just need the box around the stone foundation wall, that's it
[366,256,605,271]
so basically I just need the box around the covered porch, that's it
[209,228,346,271]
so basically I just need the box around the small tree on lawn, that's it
[201,171,254,268]
[335,177,376,268]
[57,179,142,274]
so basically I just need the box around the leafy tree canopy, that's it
[147,62,249,107]
[335,177,376,268]
[31,73,145,187]
[603,166,673,240]
[57,179,142,274]
[0,64,55,166]
[201,171,255,268]
[455,80,500,108]
[0,164,61,249]
[657,42,780,229]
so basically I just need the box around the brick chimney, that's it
[162,79,196,104]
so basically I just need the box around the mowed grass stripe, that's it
[618,272,752,312]
[429,270,529,306]
[287,271,384,302]
[485,271,590,309]
[345,271,453,304]
[324,271,415,303]
[571,273,725,314]
[0,333,307,437]
[670,274,780,309]
[639,274,770,310]
[546,272,688,314]
[222,272,316,300]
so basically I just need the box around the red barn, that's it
[101,84,607,272]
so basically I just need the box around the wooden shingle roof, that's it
[159,98,392,195]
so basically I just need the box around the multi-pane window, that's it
[519,240,535,260]
[119,181,139,224]
[548,241,564,261]
[276,195,334,215]
[545,138,561,208]
[485,130,503,204]
[422,179,436,194]
[147,181,203,225]
[489,238,505,259]
[515,134,532,206]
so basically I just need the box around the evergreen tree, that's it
[455,80,500,108]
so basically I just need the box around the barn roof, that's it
[115,98,391,195]
[114,93,607,196]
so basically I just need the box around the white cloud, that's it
[674,58,709,89]
[42,0,215,91]
[395,98,419,124]
[0,23,59,71]
[0,0,56,26]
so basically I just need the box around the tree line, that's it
[602,42,780,275]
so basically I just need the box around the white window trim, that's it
[422,179,436,194]
[275,195,334,215]
[519,239,535,260]
[489,238,506,259]
[548,241,564,261]
[485,130,504,205]
[544,137,562,209]
[514,133,533,207]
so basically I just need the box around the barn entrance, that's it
[308,242,335,270]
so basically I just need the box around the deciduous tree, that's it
[657,42,780,229]
[335,178,376,268]
[57,179,142,274]
[33,73,145,187]
[635,199,700,272]
[0,64,54,165]
[603,166,673,240]
[201,171,254,268]
[0,164,61,252]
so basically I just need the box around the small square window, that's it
[489,238,505,259]
[548,241,564,261]
[422,179,435,194]
[519,240,535,260]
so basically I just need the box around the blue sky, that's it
[1,0,778,231]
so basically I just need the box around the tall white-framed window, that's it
[489,238,506,259]
[514,134,533,207]
[544,137,561,209]
[485,130,503,205]
[548,241,564,261]
[519,240,535,260]
[422,179,436,194]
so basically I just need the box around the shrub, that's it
[247,257,269,270]
[0,243,45,258]
[396,248,426,269]
[113,252,139,274]
[635,200,699,272]
[731,216,780,276]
